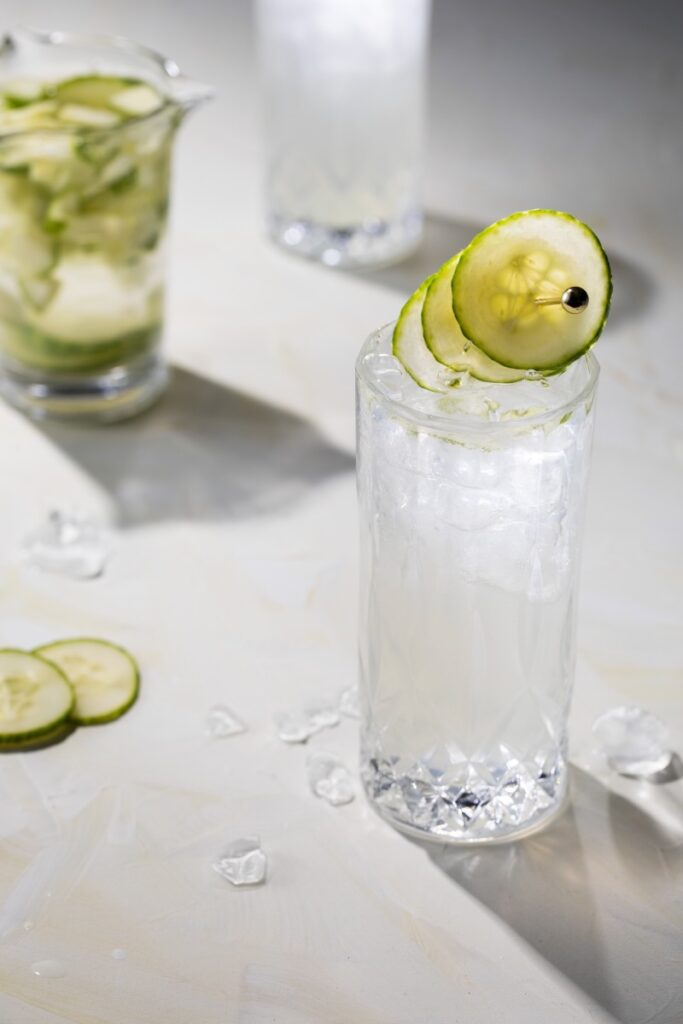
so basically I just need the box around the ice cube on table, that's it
[307,752,355,806]
[338,684,360,719]
[205,704,246,738]
[22,509,108,580]
[275,703,340,743]
[212,837,267,886]
[592,706,672,777]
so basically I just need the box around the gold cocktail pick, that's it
[535,286,589,314]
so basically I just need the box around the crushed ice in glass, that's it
[212,836,267,886]
[205,704,246,738]
[23,510,108,579]
[592,706,672,777]
[307,752,355,806]
[338,684,360,719]
[275,703,340,743]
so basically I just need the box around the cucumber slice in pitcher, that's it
[1,78,46,109]
[0,650,74,743]
[392,277,461,392]
[19,275,60,311]
[109,84,164,118]
[0,177,57,277]
[452,210,612,371]
[83,154,137,199]
[2,232,56,277]
[423,254,527,383]
[0,100,60,132]
[54,75,137,109]
[57,104,122,129]
[36,639,140,725]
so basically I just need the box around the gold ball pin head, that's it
[561,286,589,314]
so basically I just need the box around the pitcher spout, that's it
[162,64,214,114]
[0,27,214,117]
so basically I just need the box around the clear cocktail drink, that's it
[356,324,599,842]
[257,0,430,268]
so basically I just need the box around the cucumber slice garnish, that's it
[423,254,527,383]
[452,209,612,371]
[36,639,139,726]
[393,278,461,392]
[0,650,74,742]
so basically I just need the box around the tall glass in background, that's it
[356,325,599,843]
[0,30,212,422]
[257,0,431,269]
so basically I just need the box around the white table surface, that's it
[1,2,682,1022]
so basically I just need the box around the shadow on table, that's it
[37,367,355,528]
[646,752,683,784]
[419,766,683,1024]
[607,252,656,329]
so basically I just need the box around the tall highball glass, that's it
[356,324,599,843]
[257,0,431,269]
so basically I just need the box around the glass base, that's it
[268,210,423,269]
[0,353,168,424]
[362,754,568,845]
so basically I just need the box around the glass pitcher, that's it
[0,29,212,422]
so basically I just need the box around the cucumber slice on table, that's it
[0,720,76,753]
[36,639,139,725]
[423,254,527,383]
[452,210,612,372]
[392,277,460,393]
[0,650,74,743]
